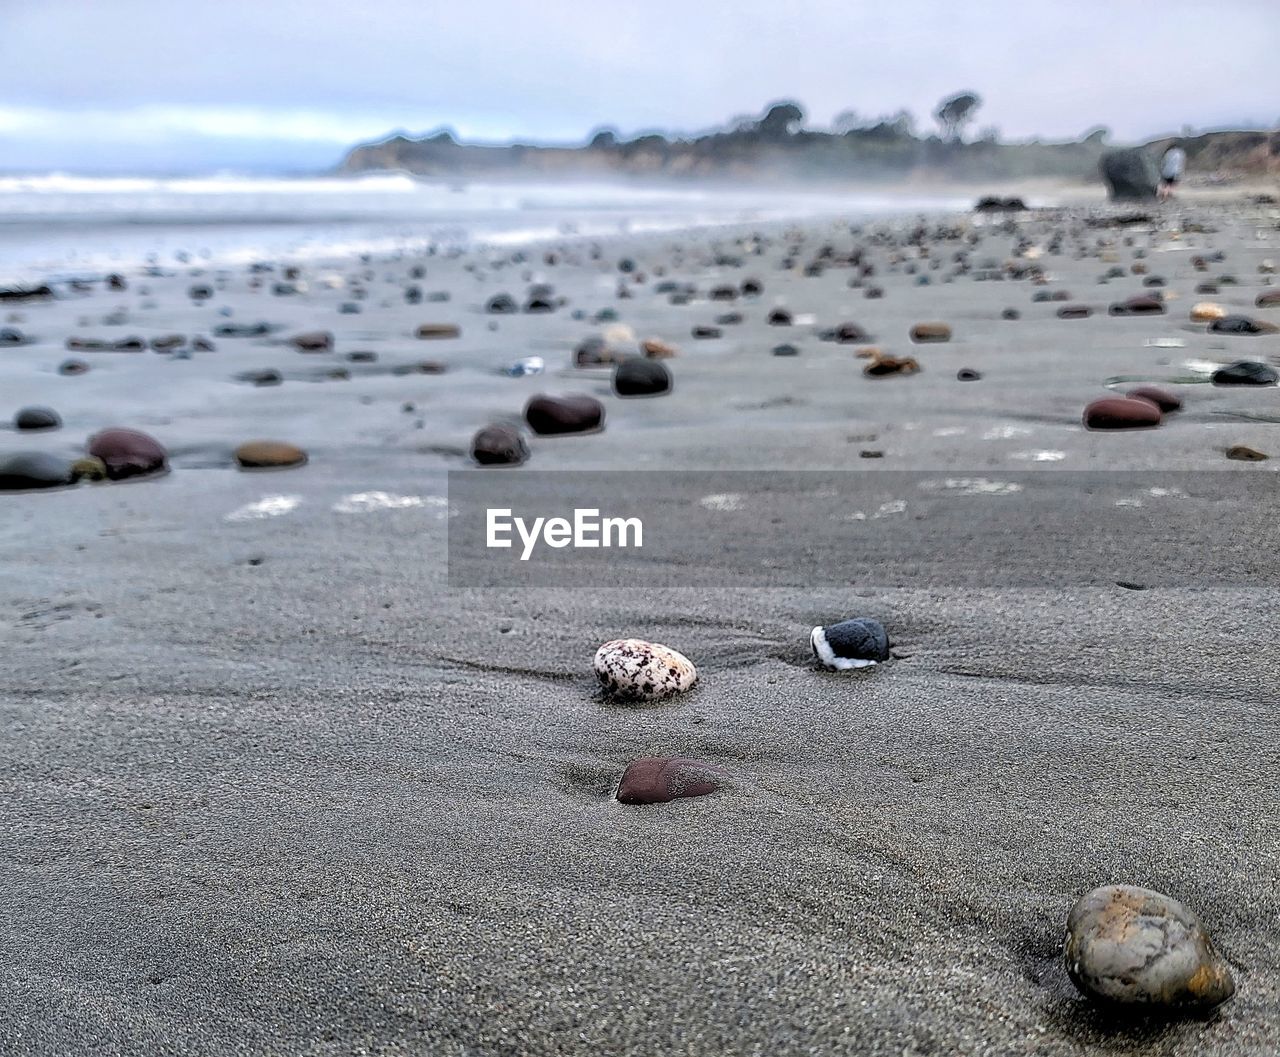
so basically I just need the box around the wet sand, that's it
[2,194,1279,1055]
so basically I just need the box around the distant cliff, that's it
[337,102,1279,185]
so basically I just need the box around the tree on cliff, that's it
[934,92,982,142]
[758,101,805,139]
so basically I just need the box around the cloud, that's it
[0,104,417,144]
[0,0,1275,171]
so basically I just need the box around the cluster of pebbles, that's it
[594,622,1237,1018]
[4,196,1278,483]
[0,419,308,490]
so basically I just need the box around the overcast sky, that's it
[1,0,1276,173]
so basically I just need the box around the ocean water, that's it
[0,172,971,283]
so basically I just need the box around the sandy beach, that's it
[3,189,1279,1056]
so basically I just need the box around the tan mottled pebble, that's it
[1064,885,1235,1013]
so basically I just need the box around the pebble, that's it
[1209,315,1279,335]
[1212,361,1278,386]
[957,368,982,381]
[1256,290,1280,308]
[1125,385,1182,412]
[616,757,724,805]
[641,338,678,359]
[213,322,274,338]
[834,322,870,343]
[1226,445,1268,461]
[614,358,672,397]
[811,618,890,670]
[1083,398,1162,430]
[1057,305,1092,319]
[86,428,168,480]
[504,356,545,378]
[58,358,90,376]
[471,424,530,466]
[290,331,333,352]
[772,343,800,357]
[14,406,61,431]
[0,452,73,490]
[416,323,461,339]
[70,456,106,481]
[574,336,615,367]
[234,441,308,469]
[863,354,920,377]
[1190,302,1226,322]
[909,322,951,343]
[524,394,605,435]
[593,639,697,700]
[1109,296,1164,316]
[240,368,283,387]
[1064,885,1235,1013]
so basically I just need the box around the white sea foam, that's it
[225,495,303,521]
[982,425,1033,441]
[699,493,744,512]
[332,491,449,514]
[920,478,1023,495]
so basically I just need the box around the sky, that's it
[0,0,1276,173]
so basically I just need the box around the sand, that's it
[2,192,1279,1055]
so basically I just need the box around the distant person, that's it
[1159,143,1186,200]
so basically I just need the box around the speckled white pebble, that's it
[592,639,697,700]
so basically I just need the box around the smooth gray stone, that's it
[1064,885,1235,1013]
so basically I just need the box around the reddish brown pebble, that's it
[616,757,724,805]
[1125,385,1182,412]
[1083,398,1162,431]
[525,394,605,436]
[86,427,169,479]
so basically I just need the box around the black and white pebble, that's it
[811,618,890,670]
[1212,361,1278,386]
[1064,885,1235,1014]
